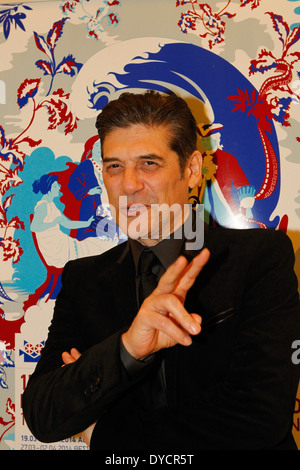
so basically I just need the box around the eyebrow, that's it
[139,153,164,161]
[102,153,164,163]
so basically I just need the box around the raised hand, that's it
[122,248,210,360]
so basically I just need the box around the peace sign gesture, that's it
[122,248,210,360]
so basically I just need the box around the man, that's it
[23,90,300,450]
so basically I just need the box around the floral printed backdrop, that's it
[0,0,300,450]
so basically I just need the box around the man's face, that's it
[102,124,201,246]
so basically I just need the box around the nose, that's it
[122,168,144,195]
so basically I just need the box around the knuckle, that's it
[158,315,169,329]
[163,292,179,308]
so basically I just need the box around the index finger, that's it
[175,248,210,300]
[155,248,210,297]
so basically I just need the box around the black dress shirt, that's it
[119,211,199,409]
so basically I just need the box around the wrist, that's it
[121,332,147,361]
[121,332,138,359]
[120,336,154,375]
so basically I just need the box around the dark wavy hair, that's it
[95,90,198,174]
[32,174,58,195]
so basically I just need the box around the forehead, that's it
[102,124,173,156]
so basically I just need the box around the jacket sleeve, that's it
[22,260,147,443]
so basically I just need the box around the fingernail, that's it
[191,322,200,334]
[183,335,192,345]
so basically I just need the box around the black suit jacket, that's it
[23,226,300,450]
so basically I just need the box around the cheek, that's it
[163,181,187,202]
[103,178,117,198]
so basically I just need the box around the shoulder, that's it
[34,200,47,209]
[215,149,236,161]
[63,241,129,276]
[208,226,292,248]
[79,159,93,170]
[71,159,93,173]
[206,226,295,272]
[34,200,48,214]
[204,227,298,304]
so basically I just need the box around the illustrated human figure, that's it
[68,136,119,241]
[31,174,116,268]
[198,122,255,227]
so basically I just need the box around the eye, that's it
[142,159,159,170]
[104,162,121,174]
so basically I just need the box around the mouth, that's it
[127,203,147,217]
[123,203,148,217]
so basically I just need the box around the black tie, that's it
[138,249,168,409]
[138,249,159,305]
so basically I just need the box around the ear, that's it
[187,150,202,189]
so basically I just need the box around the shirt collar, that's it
[129,207,198,275]
[129,235,184,276]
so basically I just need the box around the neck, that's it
[135,204,192,247]
[42,193,53,202]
